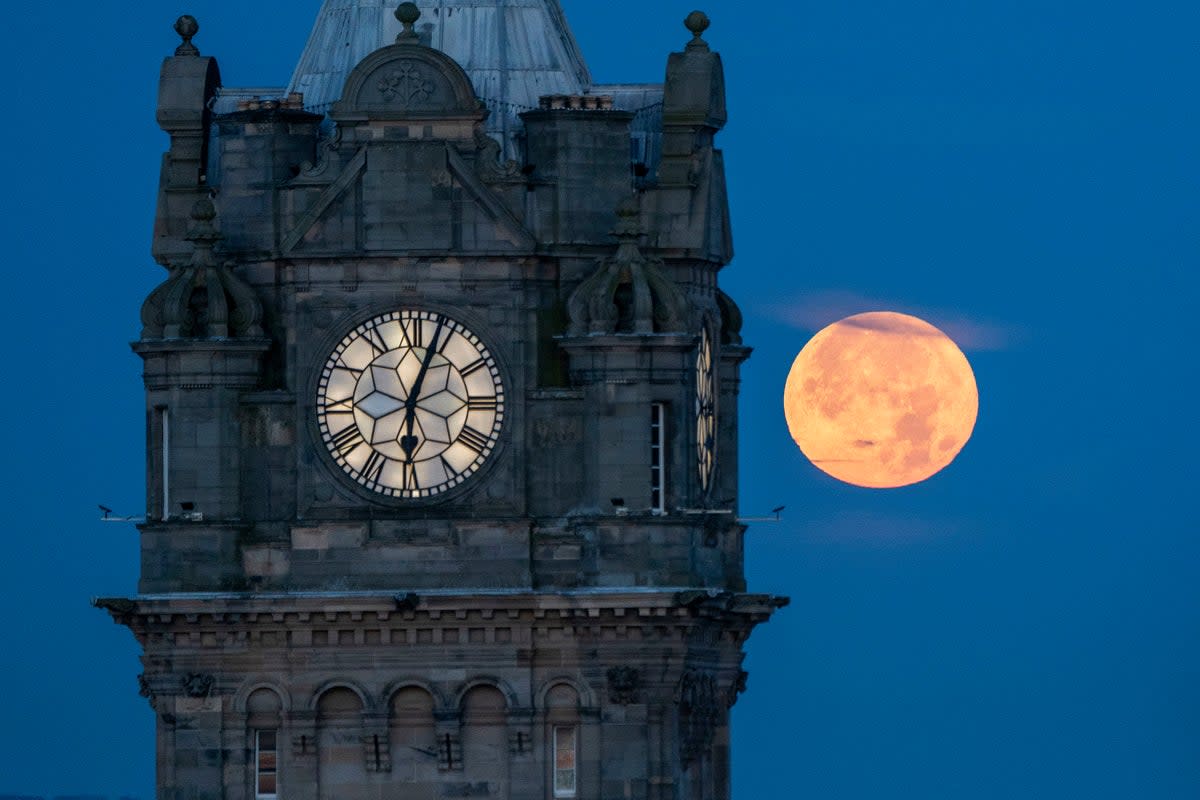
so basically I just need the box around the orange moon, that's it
[783,311,979,488]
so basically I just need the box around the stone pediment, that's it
[331,43,483,123]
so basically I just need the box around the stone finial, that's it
[684,11,711,51]
[174,15,200,57]
[185,197,220,265]
[395,2,421,42]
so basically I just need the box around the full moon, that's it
[783,311,979,488]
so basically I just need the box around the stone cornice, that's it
[95,590,787,640]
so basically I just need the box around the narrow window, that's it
[553,725,577,798]
[255,729,278,798]
[159,406,170,521]
[650,403,666,515]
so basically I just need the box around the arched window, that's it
[317,687,366,800]
[246,689,282,800]
[461,685,509,797]
[545,684,581,799]
[389,686,438,787]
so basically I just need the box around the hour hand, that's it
[400,317,446,460]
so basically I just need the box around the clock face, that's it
[696,325,717,494]
[316,310,505,499]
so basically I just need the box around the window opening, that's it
[553,725,577,798]
[651,403,666,514]
[255,729,278,799]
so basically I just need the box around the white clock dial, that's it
[316,310,505,499]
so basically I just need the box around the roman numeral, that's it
[460,358,487,377]
[363,327,388,356]
[440,455,459,478]
[458,426,491,454]
[362,451,386,483]
[330,426,364,457]
[324,398,354,414]
[467,396,498,411]
[402,462,420,491]
[335,361,363,379]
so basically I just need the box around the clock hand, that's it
[400,316,446,462]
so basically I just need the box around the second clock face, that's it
[316,310,505,500]
[696,325,717,494]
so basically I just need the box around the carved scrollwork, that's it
[473,123,521,182]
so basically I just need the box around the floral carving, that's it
[378,62,436,106]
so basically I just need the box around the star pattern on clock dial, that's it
[316,310,504,499]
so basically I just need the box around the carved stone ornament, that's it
[378,61,436,105]
[94,597,137,626]
[684,11,712,52]
[566,197,687,336]
[728,670,749,708]
[607,666,642,705]
[675,669,721,766]
[473,123,522,182]
[395,2,421,42]
[182,672,216,699]
[173,15,200,57]
[716,289,744,345]
[137,673,157,709]
[140,198,264,340]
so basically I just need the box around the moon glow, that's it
[783,311,979,488]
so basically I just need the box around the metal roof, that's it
[288,0,614,156]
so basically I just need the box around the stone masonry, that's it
[99,5,786,800]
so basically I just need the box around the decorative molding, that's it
[444,144,537,250]
[281,146,367,254]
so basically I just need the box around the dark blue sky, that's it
[0,1,1195,797]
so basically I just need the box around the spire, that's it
[289,1,592,154]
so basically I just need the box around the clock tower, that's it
[98,3,786,799]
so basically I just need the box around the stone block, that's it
[292,524,368,550]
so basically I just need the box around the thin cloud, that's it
[762,289,1023,352]
[802,509,963,543]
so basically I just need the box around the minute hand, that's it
[400,317,446,461]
